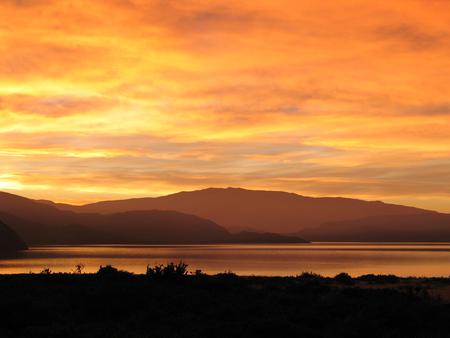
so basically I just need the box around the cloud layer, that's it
[0,0,449,210]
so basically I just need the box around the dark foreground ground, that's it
[1,267,450,338]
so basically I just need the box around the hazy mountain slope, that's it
[299,213,450,242]
[0,193,110,244]
[1,191,308,244]
[0,192,230,244]
[51,188,435,233]
[0,191,84,227]
[228,231,308,243]
[0,219,27,252]
[92,210,230,244]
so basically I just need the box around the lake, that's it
[1,243,450,277]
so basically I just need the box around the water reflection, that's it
[1,243,450,277]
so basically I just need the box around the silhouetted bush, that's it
[215,270,238,279]
[40,267,52,275]
[297,272,323,281]
[358,274,400,284]
[334,272,353,284]
[97,265,131,277]
[0,269,449,338]
[193,269,206,277]
[72,264,85,274]
[146,261,189,279]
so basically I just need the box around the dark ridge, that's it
[41,187,437,235]
[299,213,450,242]
[0,192,308,244]
[228,231,308,243]
[0,219,27,253]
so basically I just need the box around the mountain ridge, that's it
[0,219,28,253]
[38,187,438,234]
[299,213,450,242]
[2,187,450,242]
[0,190,308,244]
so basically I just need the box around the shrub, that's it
[193,269,205,277]
[146,261,189,279]
[215,270,238,280]
[97,265,131,277]
[358,274,400,284]
[297,272,323,281]
[334,272,353,284]
[72,264,85,274]
[40,267,52,275]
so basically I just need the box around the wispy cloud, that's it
[0,0,449,210]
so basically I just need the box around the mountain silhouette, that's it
[299,213,450,242]
[45,187,436,234]
[228,231,307,243]
[3,188,449,242]
[0,191,307,244]
[0,219,27,253]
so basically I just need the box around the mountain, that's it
[3,188,449,242]
[0,219,27,253]
[85,210,230,244]
[47,188,436,234]
[0,191,307,244]
[299,213,450,242]
[82,211,307,244]
[229,231,308,243]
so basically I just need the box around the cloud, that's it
[404,103,450,115]
[0,94,116,117]
[0,0,450,211]
[374,24,447,50]
[3,0,51,7]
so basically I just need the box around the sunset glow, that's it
[0,0,449,210]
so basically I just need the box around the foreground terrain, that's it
[0,266,449,338]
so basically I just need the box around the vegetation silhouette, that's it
[146,261,189,280]
[97,265,132,278]
[72,264,85,274]
[334,272,353,284]
[358,274,401,284]
[39,268,52,275]
[297,271,323,281]
[0,264,449,337]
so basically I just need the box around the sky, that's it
[0,0,449,211]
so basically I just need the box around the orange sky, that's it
[0,0,449,211]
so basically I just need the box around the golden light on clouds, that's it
[0,0,449,210]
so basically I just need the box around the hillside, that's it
[47,188,436,234]
[0,191,307,244]
[0,220,27,253]
[4,188,450,242]
[0,192,229,244]
[299,213,450,242]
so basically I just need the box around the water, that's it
[1,243,450,277]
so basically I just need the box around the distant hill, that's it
[46,187,436,234]
[3,188,450,242]
[229,231,307,243]
[86,210,230,244]
[0,219,27,253]
[0,191,307,244]
[87,212,307,244]
[299,213,450,242]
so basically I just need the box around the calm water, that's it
[1,243,450,277]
